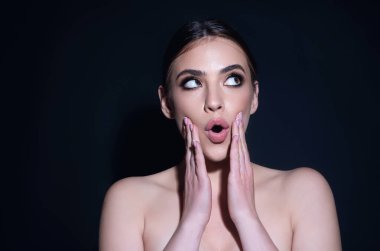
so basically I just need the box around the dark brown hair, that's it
[161,19,258,92]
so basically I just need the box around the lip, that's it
[205,118,230,144]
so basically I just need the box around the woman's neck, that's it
[204,158,230,203]
[176,158,237,228]
[177,157,230,198]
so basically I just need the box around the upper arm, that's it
[288,168,341,251]
[99,178,144,251]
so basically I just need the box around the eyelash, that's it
[180,73,245,90]
[226,73,244,87]
[180,77,201,89]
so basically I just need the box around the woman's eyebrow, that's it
[176,69,205,80]
[175,64,245,80]
[220,64,245,74]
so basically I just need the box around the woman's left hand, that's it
[227,112,258,224]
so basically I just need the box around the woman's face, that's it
[160,37,258,162]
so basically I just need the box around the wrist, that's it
[177,218,207,238]
[232,211,261,230]
[232,214,279,251]
[231,207,259,222]
[164,219,206,251]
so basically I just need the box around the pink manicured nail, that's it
[184,117,188,125]
[237,112,243,127]
[236,113,241,126]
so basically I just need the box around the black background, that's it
[3,0,379,250]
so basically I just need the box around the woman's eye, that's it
[225,74,243,87]
[182,79,201,89]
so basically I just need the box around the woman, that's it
[99,19,341,251]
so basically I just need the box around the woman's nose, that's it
[204,86,223,112]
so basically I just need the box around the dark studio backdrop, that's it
[3,0,379,250]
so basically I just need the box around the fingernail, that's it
[184,117,188,125]
[235,115,240,126]
[237,112,243,127]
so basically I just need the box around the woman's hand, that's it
[228,112,258,223]
[228,112,278,251]
[181,117,212,228]
[164,117,211,251]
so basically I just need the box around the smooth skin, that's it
[99,37,341,251]
[163,114,278,251]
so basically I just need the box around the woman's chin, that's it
[202,144,229,163]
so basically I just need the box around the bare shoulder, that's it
[282,167,335,208]
[254,165,333,200]
[254,165,341,250]
[99,167,177,251]
[283,167,331,190]
[103,166,177,208]
[286,168,341,250]
[254,164,328,188]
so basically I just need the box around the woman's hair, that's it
[161,19,258,92]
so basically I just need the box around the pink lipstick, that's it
[205,118,230,144]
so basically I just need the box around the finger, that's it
[238,125,246,174]
[185,148,191,177]
[232,113,239,137]
[184,117,194,177]
[230,116,240,176]
[191,125,207,177]
[182,119,186,138]
[190,149,195,174]
[238,113,252,172]
[235,112,245,174]
[184,117,192,149]
[190,120,200,142]
[187,118,199,177]
[193,140,207,178]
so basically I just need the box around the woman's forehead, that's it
[171,37,250,74]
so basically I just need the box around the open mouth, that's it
[211,125,223,133]
[206,118,229,144]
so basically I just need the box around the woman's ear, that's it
[250,80,259,115]
[158,85,174,119]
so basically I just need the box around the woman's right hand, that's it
[180,116,212,229]
[164,117,211,251]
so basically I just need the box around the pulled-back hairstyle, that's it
[161,19,257,92]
